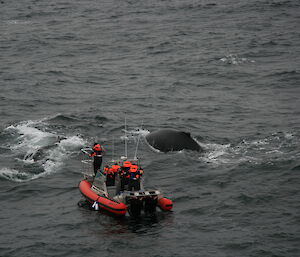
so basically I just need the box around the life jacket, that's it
[90,144,103,157]
[123,161,131,168]
[129,165,138,173]
[111,164,121,174]
[93,144,102,151]
[107,168,115,178]
[129,165,140,179]
[103,166,109,175]
[120,161,131,178]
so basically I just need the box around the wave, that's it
[0,166,56,183]
[238,0,300,12]
[5,20,32,25]
[265,70,299,78]
[6,120,57,150]
[46,114,79,123]
[2,119,87,182]
[265,70,300,83]
[291,164,300,171]
[256,0,299,8]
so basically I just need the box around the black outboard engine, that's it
[127,198,143,217]
[144,197,157,215]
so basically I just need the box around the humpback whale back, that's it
[145,129,202,152]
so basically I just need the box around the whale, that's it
[145,129,202,152]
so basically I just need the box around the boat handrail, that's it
[81,147,93,155]
[81,159,93,164]
[121,190,161,197]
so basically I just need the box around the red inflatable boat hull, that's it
[158,197,173,211]
[79,180,127,216]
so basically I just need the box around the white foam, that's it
[199,131,300,166]
[122,128,150,137]
[0,165,64,183]
[7,120,56,151]
[220,54,255,65]
[6,20,31,25]
[58,136,86,149]
[284,132,294,140]
[43,136,86,173]
[4,119,87,182]
[198,142,232,164]
[42,160,58,175]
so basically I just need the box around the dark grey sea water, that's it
[1,0,300,256]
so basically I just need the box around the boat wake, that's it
[0,119,86,182]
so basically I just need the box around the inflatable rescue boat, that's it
[79,148,173,217]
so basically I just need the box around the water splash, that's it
[198,142,233,164]
[6,120,58,154]
[122,128,150,137]
[0,168,32,183]
[2,119,87,182]
[121,128,150,143]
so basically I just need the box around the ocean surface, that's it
[1,0,300,256]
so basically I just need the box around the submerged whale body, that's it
[145,129,202,152]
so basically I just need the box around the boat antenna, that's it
[124,116,128,159]
[133,134,141,161]
[133,120,144,160]
[112,136,115,161]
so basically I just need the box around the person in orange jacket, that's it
[103,165,109,174]
[120,161,131,191]
[128,164,141,191]
[111,163,121,174]
[89,143,104,175]
[106,167,116,186]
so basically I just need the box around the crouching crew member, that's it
[104,167,115,186]
[128,164,141,191]
[90,143,103,175]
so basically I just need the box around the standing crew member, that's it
[128,164,141,191]
[111,163,121,174]
[90,143,104,175]
[120,161,131,191]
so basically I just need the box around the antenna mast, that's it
[134,134,141,160]
[133,120,144,160]
[112,136,115,161]
[124,117,128,159]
